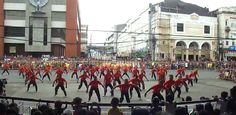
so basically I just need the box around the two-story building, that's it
[114,0,218,61]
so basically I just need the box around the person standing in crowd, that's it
[63,63,69,74]
[18,65,25,78]
[227,86,236,115]
[26,70,43,92]
[163,74,175,98]
[113,79,135,103]
[35,66,42,78]
[132,67,139,76]
[138,69,149,90]
[173,75,184,98]
[175,67,182,78]
[88,77,104,102]
[144,81,165,100]
[129,75,142,100]
[53,100,67,115]
[103,71,114,96]
[89,67,96,79]
[55,66,63,76]
[71,66,79,83]
[157,69,166,85]
[216,91,229,114]
[151,66,157,80]
[99,66,106,78]
[2,62,10,75]
[192,69,199,83]
[108,97,123,115]
[53,74,67,96]
[121,66,130,79]
[180,75,189,93]
[113,69,122,86]
[42,66,51,81]
[78,71,90,92]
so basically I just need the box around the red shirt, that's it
[151,68,156,73]
[73,68,78,72]
[3,64,9,70]
[104,73,113,85]
[89,80,102,88]
[90,68,96,76]
[151,84,164,94]
[181,77,188,82]
[138,73,145,80]
[129,78,140,86]
[55,77,66,86]
[163,80,175,90]
[176,68,181,74]
[44,68,50,74]
[29,75,39,81]
[79,74,89,81]
[175,78,183,86]
[114,71,121,80]
[100,67,105,73]
[56,68,63,75]
[19,66,25,72]
[123,67,128,72]
[158,71,165,79]
[26,70,33,77]
[116,84,132,93]
[193,71,198,76]
[133,69,139,75]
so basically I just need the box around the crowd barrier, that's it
[0,96,217,114]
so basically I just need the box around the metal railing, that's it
[0,95,217,108]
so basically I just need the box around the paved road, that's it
[1,69,235,103]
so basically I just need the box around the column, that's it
[181,50,184,61]
[193,50,196,61]
[186,49,189,61]
[198,49,201,61]
[210,50,214,61]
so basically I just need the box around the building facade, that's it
[114,0,219,61]
[216,7,236,60]
[0,0,81,57]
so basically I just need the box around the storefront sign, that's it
[228,46,236,51]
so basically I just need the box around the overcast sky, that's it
[79,0,236,44]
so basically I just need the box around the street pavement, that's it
[1,69,235,102]
[0,69,235,114]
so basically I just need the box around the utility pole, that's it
[148,3,157,61]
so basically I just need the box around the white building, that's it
[115,0,218,61]
[116,8,149,58]
[216,7,236,60]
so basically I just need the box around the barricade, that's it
[0,96,217,115]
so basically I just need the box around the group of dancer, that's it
[1,61,199,103]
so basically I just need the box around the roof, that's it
[159,0,215,17]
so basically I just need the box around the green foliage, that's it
[131,49,148,58]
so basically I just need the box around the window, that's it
[5,10,25,20]
[226,41,229,45]
[51,28,65,39]
[51,12,66,21]
[231,23,236,28]
[232,41,235,46]
[204,25,210,34]
[177,23,184,32]
[4,26,25,37]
